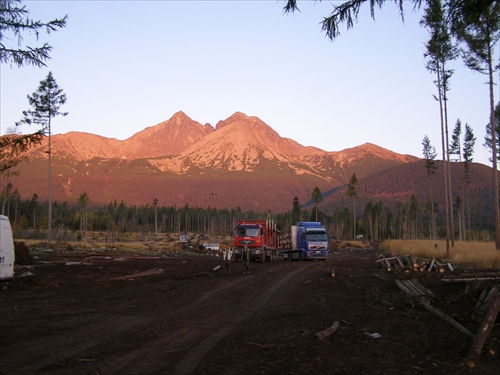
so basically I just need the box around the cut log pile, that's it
[377,255,452,273]
[442,268,500,283]
[394,275,500,369]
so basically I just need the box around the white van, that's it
[0,215,15,280]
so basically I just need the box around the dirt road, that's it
[0,248,498,374]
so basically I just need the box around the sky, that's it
[1,0,498,167]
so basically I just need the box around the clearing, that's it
[0,246,498,374]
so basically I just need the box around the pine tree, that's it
[450,119,462,162]
[451,0,500,249]
[17,72,68,243]
[462,124,476,239]
[311,186,323,222]
[346,173,358,240]
[291,196,301,224]
[421,0,457,256]
[422,135,438,239]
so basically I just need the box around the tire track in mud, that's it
[2,314,152,374]
[100,262,313,375]
[173,263,313,374]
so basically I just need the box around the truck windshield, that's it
[304,233,328,241]
[236,227,259,237]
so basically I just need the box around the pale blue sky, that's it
[1,0,497,167]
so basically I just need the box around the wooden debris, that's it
[314,321,340,341]
[472,286,499,323]
[394,279,474,339]
[427,257,436,272]
[111,268,164,280]
[442,277,500,283]
[466,292,500,368]
[434,260,445,273]
[410,278,434,296]
[378,255,453,274]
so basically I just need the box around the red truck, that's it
[233,220,288,262]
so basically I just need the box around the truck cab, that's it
[233,220,279,262]
[293,222,329,260]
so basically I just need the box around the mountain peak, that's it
[12,110,426,212]
[171,110,192,124]
[215,112,251,131]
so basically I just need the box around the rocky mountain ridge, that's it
[11,111,428,212]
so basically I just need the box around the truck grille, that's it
[236,240,256,246]
[309,245,327,250]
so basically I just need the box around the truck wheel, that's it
[261,247,266,263]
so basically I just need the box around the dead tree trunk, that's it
[466,292,500,368]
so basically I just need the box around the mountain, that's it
[320,159,495,229]
[46,111,214,160]
[9,110,489,215]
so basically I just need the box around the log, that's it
[410,278,434,296]
[395,279,419,297]
[472,287,499,323]
[381,259,392,273]
[395,279,474,338]
[396,256,405,269]
[427,257,436,272]
[474,287,490,309]
[460,271,500,278]
[401,279,425,297]
[418,298,474,339]
[442,277,500,283]
[314,321,340,341]
[111,268,164,280]
[434,260,445,273]
[403,255,412,267]
[466,293,500,368]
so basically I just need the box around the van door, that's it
[0,215,15,280]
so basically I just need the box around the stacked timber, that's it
[377,255,452,274]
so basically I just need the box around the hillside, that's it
[9,111,492,216]
[320,160,495,230]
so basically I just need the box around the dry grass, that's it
[17,239,179,254]
[340,240,371,249]
[380,240,500,268]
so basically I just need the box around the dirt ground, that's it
[0,245,499,375]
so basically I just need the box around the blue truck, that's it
[279,222,329,261]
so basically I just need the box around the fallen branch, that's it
[410,278,435,296]
[314,321,340,341]
[111,268,164,280]
[466,292,500,368]
[442,277,500,283]
[394,279,474,338]
[246,341,280,348]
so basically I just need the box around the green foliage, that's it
[17,72,68,132]
[462,123,475,165]
[0,132,44,172]
[449,119,462,161]
[346,173,358,199]
[0,0,67,67]
[422,135,438,176]
[484,101,500,162]
[291,196,301,224]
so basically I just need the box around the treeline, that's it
[0,185,493,242]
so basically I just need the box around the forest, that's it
[0,184,493,243]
